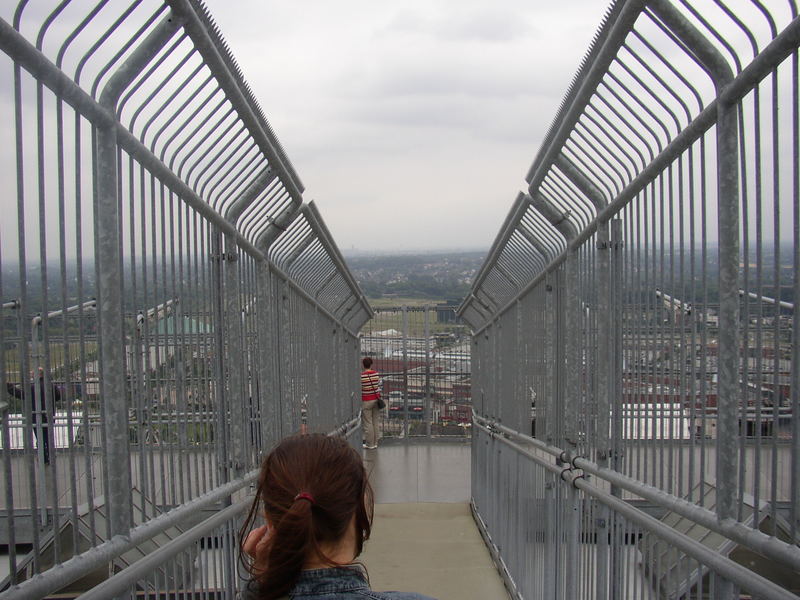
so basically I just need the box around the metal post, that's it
[595,221,611,600]
[544,476,557,600]
[515,298,523,435]
[562,232,580,598]
[402,306,409,441]
[793,49,800,541]
[256,261,277,447]
[279,278,295,433]
[29,319,47,527]
[646,3,739,596]
[712,97,741,600]
[563,248,580,448]
[94,119,132,552]
[529,194,579,448]
[565,482,580,600]
[269,270,287,441]
[210,232,231,488]
[609,217,623,600]
[223,236,246,476]
[93,16,182,578]
[424,307,432,437]
[557,153,614,599]
[544,274,556,446]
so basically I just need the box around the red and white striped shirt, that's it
[361,369,381,401]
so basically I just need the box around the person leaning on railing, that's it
[239,434,436,600]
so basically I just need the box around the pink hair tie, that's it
[294,491,315,505]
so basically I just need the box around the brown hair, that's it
[362,357,373,369]
[239,434,374,599]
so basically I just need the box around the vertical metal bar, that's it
[94,120,132,544]
[609,217,624,600]
[564,248,581,451]
[402,306,409,441]
[210,232,230,487]
[515,298,523,437]
[33,63,55,538]
[544,474,557,600]
[1,302,17,583]
[224,236,246,476]
[791,45,800,544]
[565,481,579,600]
[713,48,742,600]
[93,10,182,564]
[279,279,294,434]
[12,32,42,570]
[544,274,556,447]
[256,261,276,447]
[29,321,47,526]
[424,307,431,438]
[269,268,286,441]
[595,220,611,600]
[173,199,190,505]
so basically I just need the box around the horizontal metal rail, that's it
[0,417,361,600]
[71,417,359,600]
[74,499,249,600]
[474,419,798,600]
[0,470,258,600]
[475,415,800,572]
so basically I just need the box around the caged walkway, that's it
[2,0,800,599]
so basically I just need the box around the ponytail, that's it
[260,496,315,600]
[240,434,373,599]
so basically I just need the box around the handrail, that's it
[474,415,800,572]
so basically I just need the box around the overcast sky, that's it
[203,0,611,253]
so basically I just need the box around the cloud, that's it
[162,1,612,251]
[384,8,536,43]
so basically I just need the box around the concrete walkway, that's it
[359,441,509,600]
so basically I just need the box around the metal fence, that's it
[460,0,799,598]
[360,305,472,439]
[0,1,370,598]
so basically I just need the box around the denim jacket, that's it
[241,565,437,600]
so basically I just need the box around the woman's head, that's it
[240,434,373,599]
[362,357,372,369]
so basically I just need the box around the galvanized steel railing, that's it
[461,1,799,598]
[0,1,370,598]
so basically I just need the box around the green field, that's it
[361,301,468,338]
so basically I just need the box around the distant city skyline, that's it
[341,245,488,257]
